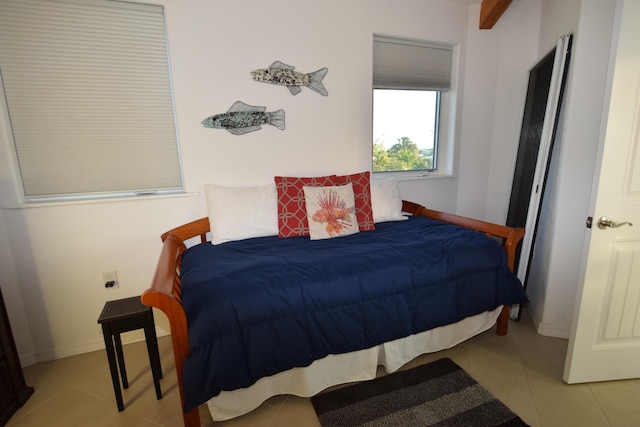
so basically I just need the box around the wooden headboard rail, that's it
[141,201,524,427]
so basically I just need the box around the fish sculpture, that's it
[201,101,285,135]
[251,61,328,96]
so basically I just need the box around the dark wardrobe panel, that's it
[507,49,556,230]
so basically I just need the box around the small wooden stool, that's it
[98,296,163,411]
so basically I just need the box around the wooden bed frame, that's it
[141,201,525,427]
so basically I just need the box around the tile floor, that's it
[7,308,640,427]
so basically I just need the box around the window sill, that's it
[372,171,456,182]
[2,191,199,210]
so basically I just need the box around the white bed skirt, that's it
[206,306,503,421]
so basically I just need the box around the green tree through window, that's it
[372,89,438,173]
[373,137,433,172]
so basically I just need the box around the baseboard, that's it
[536,322,570,339]
[20,328,170,366]
[18,352,37,368]
[526,305,570,339]
[34,338,107,363]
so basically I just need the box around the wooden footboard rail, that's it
[401,201,524,272]
[402,200,525,336]
[141,203,524,427]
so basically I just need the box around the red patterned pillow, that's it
[336,171,375,231]
[275,175,337,237]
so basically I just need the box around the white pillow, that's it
[204,183,278,245]
[370,178,408,223]
[303,183,359,240]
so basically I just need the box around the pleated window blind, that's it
[373,35,453,91]
[0,0,182,201]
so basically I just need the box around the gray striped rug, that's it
[311,358,529,427]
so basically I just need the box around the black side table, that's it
[98,296,163,411]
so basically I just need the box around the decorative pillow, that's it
[370,177,408,223]
[204,183,278,245]
[303,183,359,240]
[275,175,337,237]
[336,171,375,232]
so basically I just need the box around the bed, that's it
[141,199,526,427]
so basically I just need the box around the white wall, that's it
[0,0,539,364]
[457,1,541,223]
[525,0,617,338]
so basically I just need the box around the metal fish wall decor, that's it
[251,61,328,96]
[201,101,285,135]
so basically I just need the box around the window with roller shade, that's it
[0,0,183,201]
[372,35,453,174]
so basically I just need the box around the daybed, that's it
[142,184,526,427]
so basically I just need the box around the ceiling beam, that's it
[479,0,512,29]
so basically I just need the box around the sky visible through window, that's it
[373,89,437,151]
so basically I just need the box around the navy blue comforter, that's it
[179,216,527,411]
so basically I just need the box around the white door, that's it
[564,0,640,383]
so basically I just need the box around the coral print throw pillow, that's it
[303,183,360,240]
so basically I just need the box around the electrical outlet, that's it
[102,270,119,289]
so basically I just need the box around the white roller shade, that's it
[0,0,182,200]
[373,35,453,91]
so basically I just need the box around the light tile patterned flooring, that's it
[7,308,640,427]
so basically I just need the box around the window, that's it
[372,35,453,174]
[373,89,439,171]
[0,0,182,202]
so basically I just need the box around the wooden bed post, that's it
[496,305,510,336]
[141,234,202,427]
[141,291,200,427]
